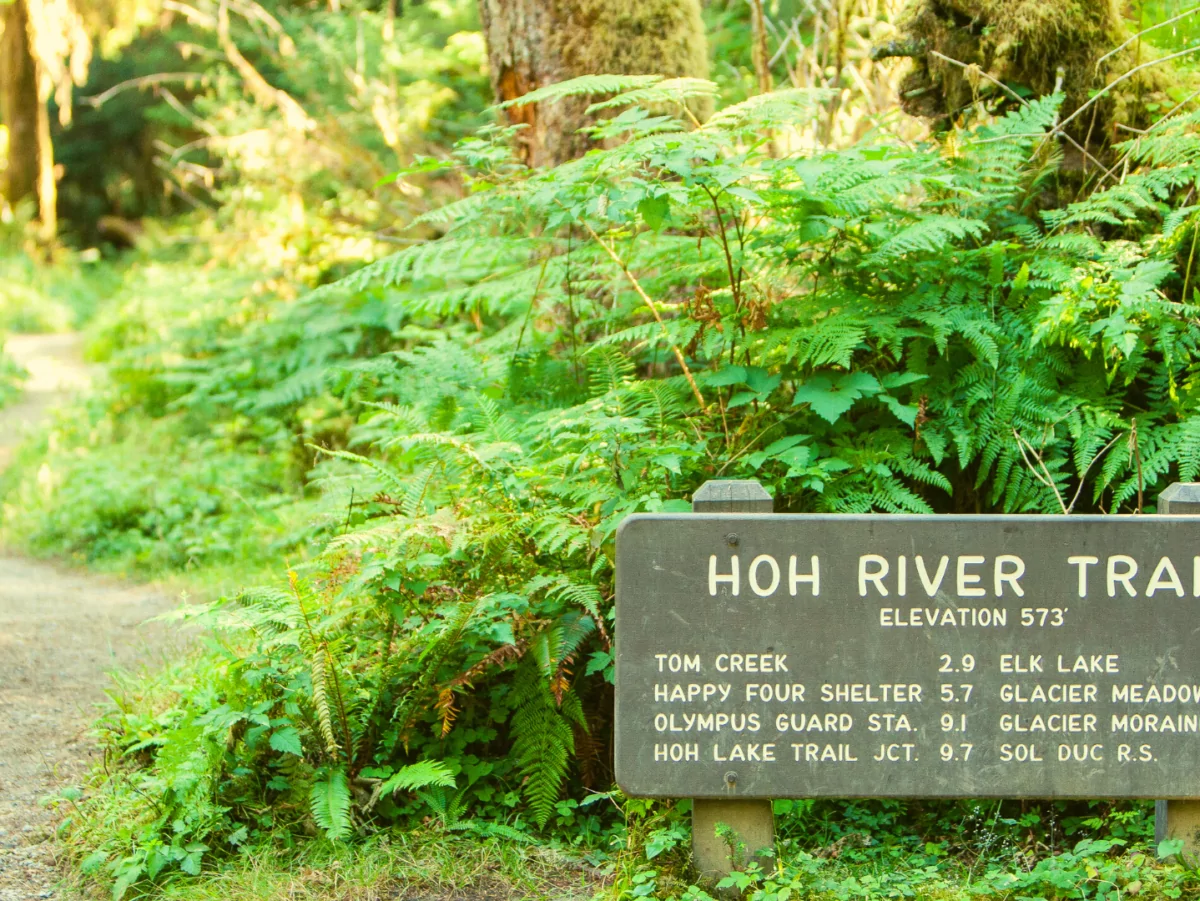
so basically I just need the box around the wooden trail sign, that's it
[615,503,1200,802]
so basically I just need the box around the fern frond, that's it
[309,767,353,841]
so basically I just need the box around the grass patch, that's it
[58,832,607,900]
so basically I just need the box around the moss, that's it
[480,0,709,166]
[551,0,709,102]
[890,0,1181,146]
[547,0,711,128]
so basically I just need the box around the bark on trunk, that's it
[34,66,54,238]
[1,0,39,212]
[478,0,709,168]
[882,0,1178,147]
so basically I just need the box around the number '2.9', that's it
[938,654,975,673]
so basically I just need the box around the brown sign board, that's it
[615,514,1200,799]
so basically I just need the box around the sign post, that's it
[1156,482,1200,853]
[689,480,776,880]
[615,492,1200,869]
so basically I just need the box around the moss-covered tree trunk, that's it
[882,0,1178,150]
[1,0,40,213]
[477,0,709,167]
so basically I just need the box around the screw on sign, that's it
[614,480,1200,880]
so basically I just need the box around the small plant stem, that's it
[701,185,743,313]
[1013,429,1068,514]
[1095,4,1200,72]
[1183,222,1199,303]
[928,50,1115,180]
[1056,44,1200,137]
[1064,431,1124,514]
[750,0,773,96]
[574,216,708,412]
[514,254,551,355]
[1131,418,1144,513]
[565,226,582,384]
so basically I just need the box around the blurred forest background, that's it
[6,0,1200,898]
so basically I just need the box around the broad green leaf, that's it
[793,373,879,423]
[638,195,670,230]
[762,434,809,456]
[269,726,303,757]
[704,366,747,387]
[880,395,919,427]
[652,453,682,474]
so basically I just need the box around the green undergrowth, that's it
[12,62,1200,901]
[0,227,114,333]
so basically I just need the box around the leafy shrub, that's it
[56,75,1200,898]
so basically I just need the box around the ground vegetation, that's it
[4,1,1200,899]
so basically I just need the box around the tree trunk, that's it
[881,0,1178,149]
[1,0,39,212]
[34,66,55,239]
[477,0,709,167]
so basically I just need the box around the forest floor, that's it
[0,335,172,901]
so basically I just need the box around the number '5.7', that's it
[940,684,974,703]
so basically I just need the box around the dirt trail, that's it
[0,335,171,900]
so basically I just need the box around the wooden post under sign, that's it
[1156,482,1200,853]
[690,479,776,880]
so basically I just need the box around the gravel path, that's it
[0,335,171,900]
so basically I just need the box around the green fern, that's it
[309,767,353,841]
[509,661,576,829]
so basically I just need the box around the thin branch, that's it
[715,412,803,476]
[1013,429,1068,514]
[574,215,708,413]
[1095,4,1200,72]
[1130,419,1145,514]
[218,0,314,133]
[1065,431,1124,514]
[1056,44,1200,137]
[929,50,1116,180]
[159,88,216,135]
[85,73,205,108]
[513,254,552,355]
[1183,219,1200,304]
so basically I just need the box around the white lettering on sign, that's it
[867,713,913,732]
[1001,654,1042,673]
[1000,683,1097,703]
[1108,555,1138,597]
[715,653,788,673]
[995,555,1025,596]
[1113,684,1200,704]
[791,743,857,762]
[1056,654,1119,674]
[712,742,776,762]
[880,606,1006,627]
[745,683,806,702]
[1111,714,1200,733]
[709,555,739,596]
[858,555,1027,598]
[1067,555,1099,596]
[707,554,820,597]
[748,555,780,597]
[819,683,923,703]
[999,713,1098,733]
[1147,556,1185,596]
[1067,554,1200,597]
[655,654,701,673]
[654,743,698,762]
[654,712,762,732]
[775,712,853,732]
[654,683,732,703]
[789,555,820,597]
